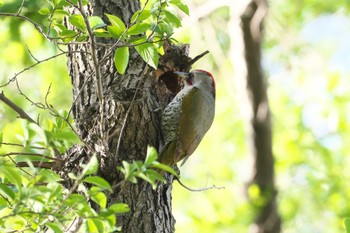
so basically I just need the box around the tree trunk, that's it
[64,1,191,232]
[241,1,282,232]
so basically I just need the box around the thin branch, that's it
[0,91,37,124]
[15,78,45,109]
[77,0,103,102]
[7,156,34,177]
[2,152,64,161]
[0,51,88,88]
[0,142,47,150]
[175,178,225,192]
[16,0,25,16]
[188,50,210,66]
[26,45,39,62]
[0,12,51,40]
[16,161,54,169]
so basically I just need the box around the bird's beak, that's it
[174,71,189,80]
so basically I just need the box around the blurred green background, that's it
[1,0,350,232]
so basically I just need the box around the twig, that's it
[0,91,37,124]
[26,45,39,62]
[7,156,34,177]
[77,0,103,102]
[0,13,51,41]
[16,0,25,16]
[16,161,54,169]
[0,51,88,88]
[15,78,45,109]
[0,142,46,150]
[2,152,64,161]
[188,50,210,66]
[175,177,225,192]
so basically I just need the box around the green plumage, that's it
[159,70,215,168]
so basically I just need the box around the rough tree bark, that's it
[62,0,192,232]
[241,0,282,232]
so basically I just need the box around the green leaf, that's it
[345,218,350,233]
[83,176,111,191]
[145,169,166,184]
[144,146,158,166]
[105,13,126,31]
[107,25,123,39]
[170,0,189,15]
[94,29,111,38]
[64,193,87,207]
[37,169,62,183]
[45,222,63,233]
[0,166,22,187]
[108,203,130,214]
[54,9,70,16]
[137,172,157,189]
[81,155,98,177]
[164,10,182,28]
[69,14,86,31]
[88,16,106,30]
[114,47,129,75]
[131,9,151,22]
[89,188,107,208]
[4,216,26,231]
[134,43,159,69]
[60,29,77,38]
[87,218,104,233]
[127,23,150,36]
[151,162,179,177]
[38,7,51,15]
[0,183,16,202]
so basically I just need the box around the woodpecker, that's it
[159,69,216,167]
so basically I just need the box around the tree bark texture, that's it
[241,1,282,233]
[63,0,192,232]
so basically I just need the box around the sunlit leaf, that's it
[89,188,107,208]
[45,222,63,233]
[86,218,104,233]
[69,14,86,31]
[114,47,129,75]
[170,0,189,15]
[134,43,158,69]
[144,146,158,166]
[164,10,181,28]
[38,7,51,15]
[131,9,151,22]
[345,218,350,233]
[127,23,150,35]
[88,16,106,30]
[108,203,130,214]
[4,216,26,231]
[0,166,22,188]
[83,176,111,191]
[151,162,179,177]
[81,155,98,176]
[0,183,16,202]
[105,13,126,31]
[107,25,123,38]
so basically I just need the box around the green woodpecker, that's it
[159,70,216,167]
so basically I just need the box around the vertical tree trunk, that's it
[241,1,281,232]
[64,1,190,232]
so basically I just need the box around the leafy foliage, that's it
[30,0,188,73]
